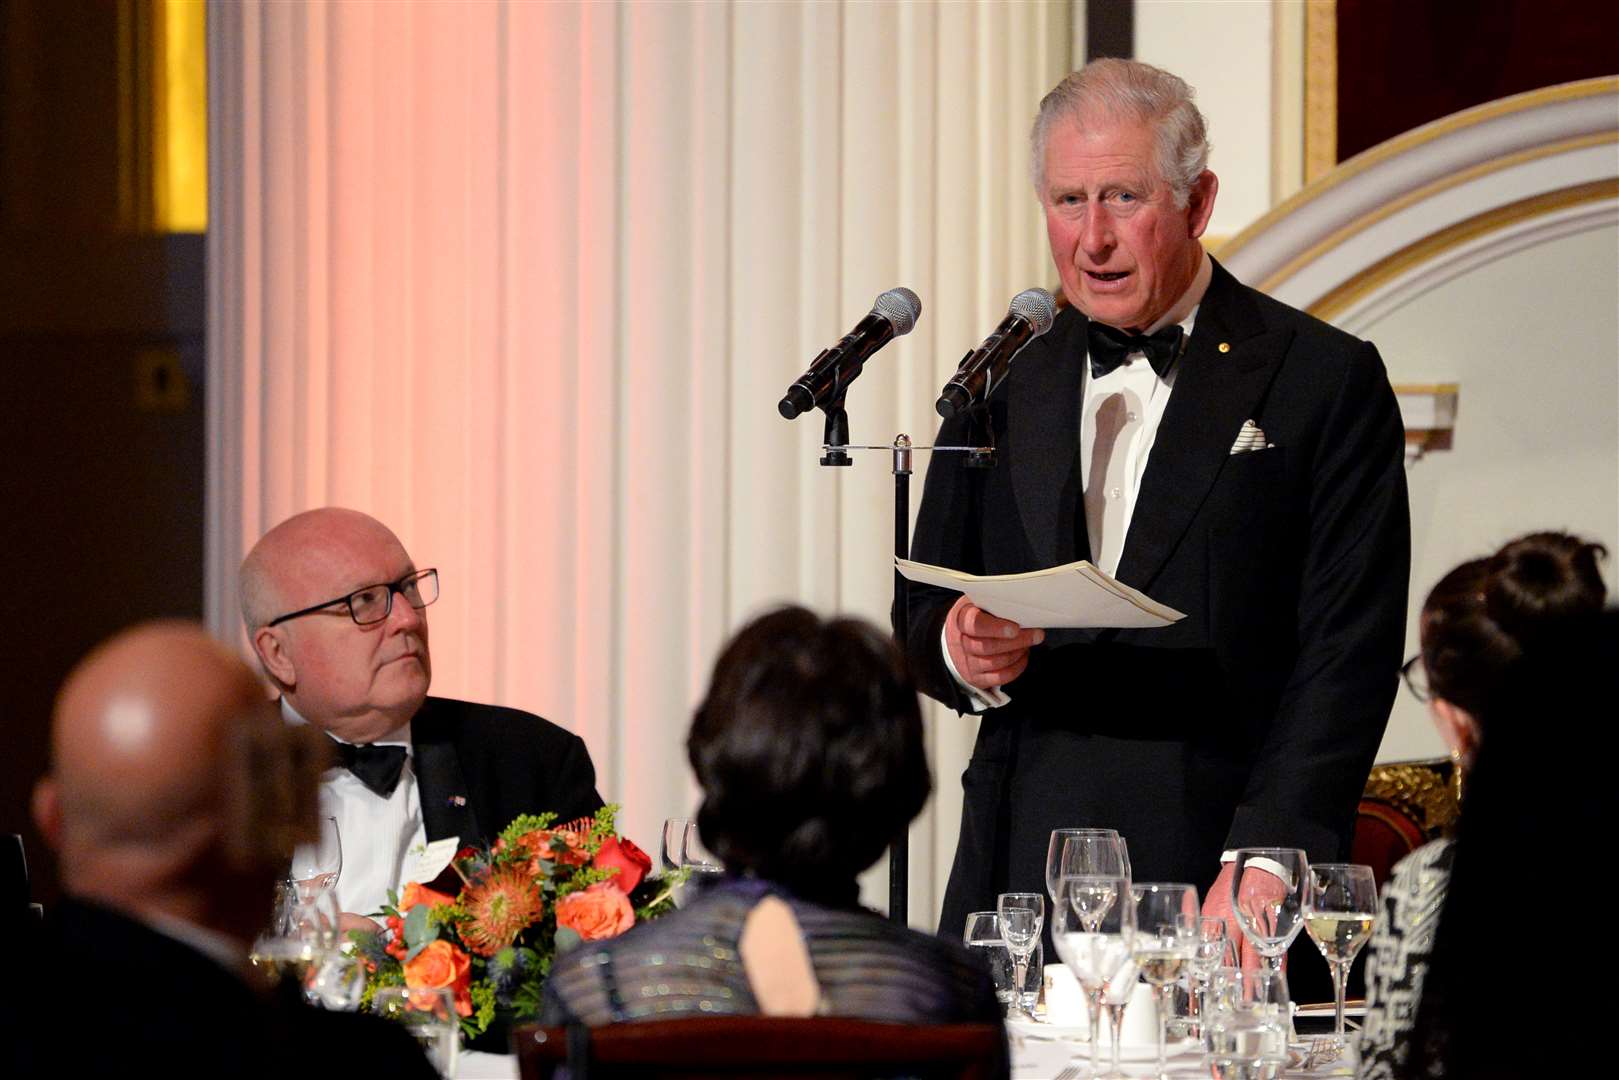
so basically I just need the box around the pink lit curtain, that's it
[207,0,1070,924]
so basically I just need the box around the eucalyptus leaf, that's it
[403,903,434,949]
[554,925,583,954]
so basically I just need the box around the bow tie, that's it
[328,736,408,798]
[1087,321,1185,380]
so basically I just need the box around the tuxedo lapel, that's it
[410,699,482,845]
[1113,261,1289,591]
[1010,308,1089,568]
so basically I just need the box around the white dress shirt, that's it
[943,252,1214,712]
[282,700,426,918]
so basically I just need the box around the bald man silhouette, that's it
[10,622,438,1077]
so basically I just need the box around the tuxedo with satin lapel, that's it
[904,259,1409,938]
[410,695,604,847]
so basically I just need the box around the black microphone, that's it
[778,287,922,420]
[935,288,1057,419]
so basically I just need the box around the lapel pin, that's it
[448,795,467,807]
[1218,342,1231,353]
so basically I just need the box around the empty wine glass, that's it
[1133,882,1199,1080]
[996,892,1045,1021]
[290,815,342,895]
[1050,873,1133,1077]
[373,985,460,1077]
[1228,848,1309,975]
[661,817,722,905]
[1187,915,1232,1035]
[1304,862,1378,1044]
[1045,827,1131,910]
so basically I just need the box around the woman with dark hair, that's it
[542,605,1004,1040]
[1358,532,1606,1078]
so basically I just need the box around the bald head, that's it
[240,508,433,742]
[35,622,324,942]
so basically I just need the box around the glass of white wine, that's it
[1303,862,1378,1044]
[1132,882,1198,1080]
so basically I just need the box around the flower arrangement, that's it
[352,805,678,1043]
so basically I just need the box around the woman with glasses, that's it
[1360,532,1606,1079]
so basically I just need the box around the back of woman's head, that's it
[1420,532,1606,716]
[686,606,930,900]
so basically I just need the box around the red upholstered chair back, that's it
[514,1018,1005,1080]
[1351,757,1462,890]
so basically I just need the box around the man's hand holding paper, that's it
[944,596,1045,692]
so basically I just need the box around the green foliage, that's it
[498,812,558,847]
[465,982,498,1039]
[403,904,436,959]
[553,925,583,955]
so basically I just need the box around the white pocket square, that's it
[1229,420,1272,455]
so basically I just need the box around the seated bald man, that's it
[239,507,603,921]
[11,622,438,1077]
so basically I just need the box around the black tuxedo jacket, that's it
[411,695,604,847]
[7,900,440,1077]
[905,260,1409,936]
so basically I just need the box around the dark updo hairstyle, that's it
[1420,531,1606,716]
[686,605,930,903]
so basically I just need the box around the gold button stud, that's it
[1218,342,1231,353]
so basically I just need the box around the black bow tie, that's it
[328,736,408,798]
[1087,321,1185,380]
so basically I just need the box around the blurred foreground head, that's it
[687,606,930,903]
[32,621,327,945]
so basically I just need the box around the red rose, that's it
[556,882,635,941]
[592,836,652,894]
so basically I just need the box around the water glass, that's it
[1050,874,1134,1077]
[289,815,343,894]
[373,986,460,1078]
[996,892,1045,1020]
[661,818,723,905]
[1202,967,1291,1080]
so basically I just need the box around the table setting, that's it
[974,827,1377,1078]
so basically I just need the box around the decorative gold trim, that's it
[1363,759,1462,837]
[1257,130,1618,295]
[1302,1,1336,184]
[1222,76,1619,266]
[1309,180,1619,321]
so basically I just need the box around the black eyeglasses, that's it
[1400,653,1430,703]
[268,568,439,628]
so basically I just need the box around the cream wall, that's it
[1136,0,1279,240]
[1365,226,1619,761]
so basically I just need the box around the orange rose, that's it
[592,836,652,894]
[402,939,473,1017]
[514,828,589,872]
[398,881,457,912]
[556,881,636,941]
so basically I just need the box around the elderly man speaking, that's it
[903,59,1409,957]
[240,507,602,921]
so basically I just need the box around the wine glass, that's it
[996,892,1045,1021]
[1187,915,1231,1035]
[1050,873,1133,1077]
[1304,862,1378,1044]
[1045,827,1131,911]
[1228,848,1309,975]
[661,818,723,906]
[1132,883,1198,1080]
[290,815,343,896]
[373,985,460,1077]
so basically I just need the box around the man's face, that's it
[1040,113,1215,332]
[270,521,432,742]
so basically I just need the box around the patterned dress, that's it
[1356,838,1454,1080]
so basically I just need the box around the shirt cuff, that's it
[940,627,1011,712]
[1220,851,1295,890]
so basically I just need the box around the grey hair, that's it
[1030,58,1210,208]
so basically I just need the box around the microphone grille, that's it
[1009,288,1057,335]
[872,287,922,336]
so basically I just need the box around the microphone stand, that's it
[811,399,995,925]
